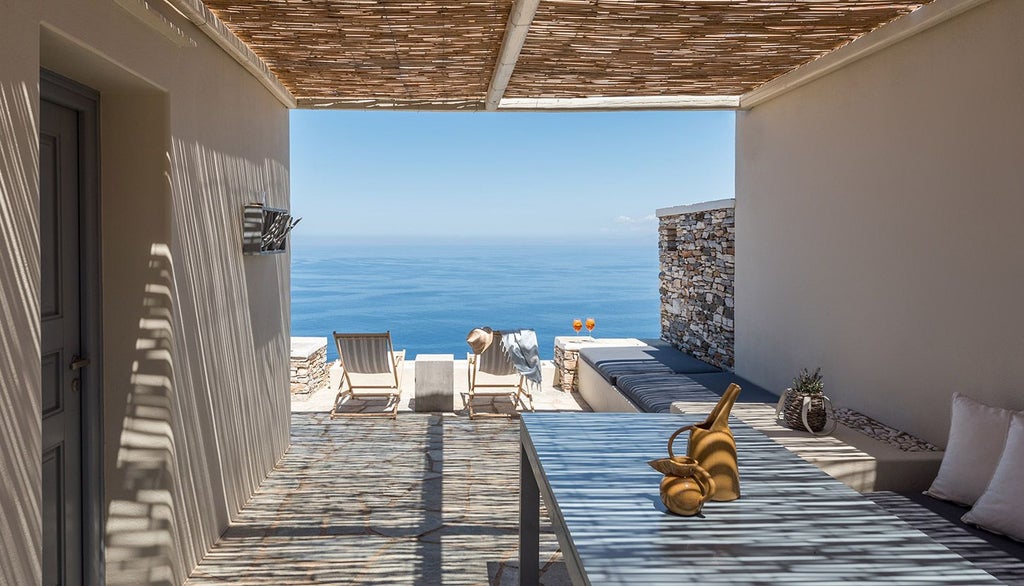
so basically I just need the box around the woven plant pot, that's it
[781,389,829,433]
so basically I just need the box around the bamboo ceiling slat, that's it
[202,0,512,109]
[200,0,932,109]
[505,0,930,98]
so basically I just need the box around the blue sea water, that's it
[290,240,661,361]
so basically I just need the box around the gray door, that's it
[40,93,85,586]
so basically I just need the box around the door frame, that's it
[40,69,104,585]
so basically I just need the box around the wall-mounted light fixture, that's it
[242,202,301,255]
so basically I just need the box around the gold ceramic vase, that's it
[674,383,742,502]
[649,383,743,514]
[648,456,716,516]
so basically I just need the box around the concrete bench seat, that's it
[867,491,1024,584]
[576,341,723,412]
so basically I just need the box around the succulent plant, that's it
[792,367,824,394]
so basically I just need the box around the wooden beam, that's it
[485,0,541,111]
[740,0,993,109]
[498,95,741,111]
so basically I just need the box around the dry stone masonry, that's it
[290,337,329,395]
[553,345,579,392]
[658,199,736,369]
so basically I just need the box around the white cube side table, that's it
[414,354,454,412]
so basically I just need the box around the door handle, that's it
[70,355,91,371]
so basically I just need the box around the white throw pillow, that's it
[925,392,1013,506]
[962,412,1024,541]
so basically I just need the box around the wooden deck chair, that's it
[466,331,535,419]
[331,331,405,419]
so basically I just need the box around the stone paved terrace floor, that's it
[187,361,587,585]
[291,360,585,417]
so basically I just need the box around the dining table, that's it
[519,412,999,585]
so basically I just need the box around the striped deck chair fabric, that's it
[466,331,535,419]
[331,331,405,418]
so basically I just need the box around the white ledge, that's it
[657,198,735,218]
[291,337,327,360]
[498,95,741,111]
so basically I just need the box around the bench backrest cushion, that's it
[963,412,1024,542]
[926,393,1014,506]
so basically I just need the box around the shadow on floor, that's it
[187,413,569,585]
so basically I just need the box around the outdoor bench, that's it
[577,339,944,492]
[578,339,721,385]
[576,339,770,413]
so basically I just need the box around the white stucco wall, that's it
[735,0,1024,446]
[1,1,291,583]
[0,2,46,584]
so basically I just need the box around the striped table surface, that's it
[520,412,1000,585]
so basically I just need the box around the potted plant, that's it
[778,368,834,434]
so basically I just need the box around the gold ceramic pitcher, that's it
[674,383,742,501]
[652,383,742,508]
[648,456,716,516]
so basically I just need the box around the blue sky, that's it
[290,110,735,243]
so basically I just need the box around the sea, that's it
[290,239,661,361]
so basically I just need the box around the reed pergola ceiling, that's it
[200,0,932,110]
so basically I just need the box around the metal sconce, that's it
[242,202,301,255]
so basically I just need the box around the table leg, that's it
[520,444,540,585]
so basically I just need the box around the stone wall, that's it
[658,199,736,369]
[290,337,329,395]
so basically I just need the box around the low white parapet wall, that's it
[290,337,328,395]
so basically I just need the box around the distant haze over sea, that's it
[290,237,661,361]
